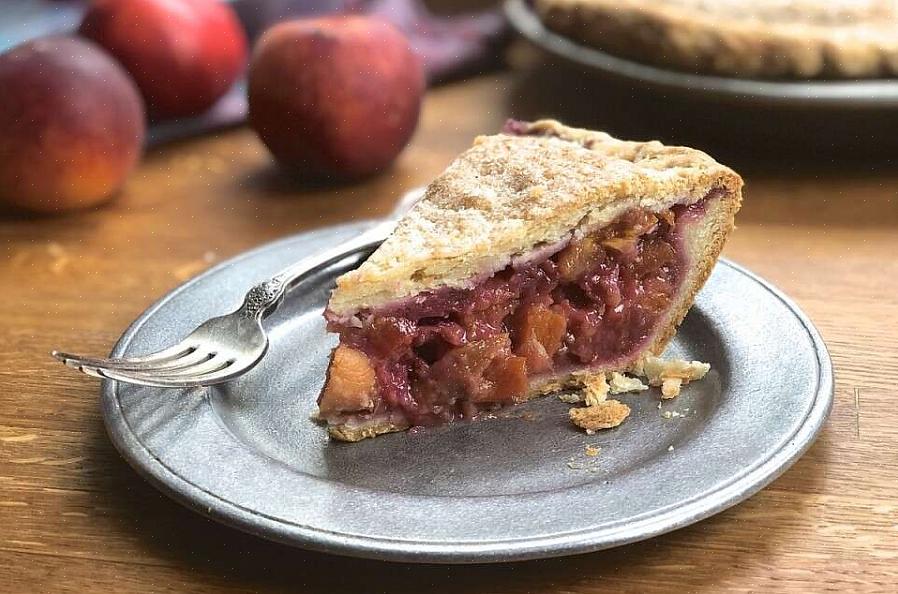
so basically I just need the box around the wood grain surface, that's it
[2,66,897,593]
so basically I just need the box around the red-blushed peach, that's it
[0,36,145,214]
[248,16,425,180]
[80,0,248,119]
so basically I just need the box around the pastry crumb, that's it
[608,371,648,394]
[661,410,685,419]
[668,445,675,452]
[557,392,583,404]
[569,400,630,431]
[585,444,601,457]
[573,371,609,406]
[661,377,683,398]
[638,356,710,399]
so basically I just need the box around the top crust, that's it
[328,120,742,317]
[535,0,898,78]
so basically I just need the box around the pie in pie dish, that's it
[534,0,898,79]
[317,119,742,441]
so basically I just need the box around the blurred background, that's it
[2,2,896,593]
[4,0,895,213]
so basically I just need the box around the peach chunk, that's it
[319,346,377,416]
[556,236,604,282]
[431,335,527,403]
[482,355,528,403]
[515,304,567,373]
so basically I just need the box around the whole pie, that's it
[535,0,898,78]
[317,119,742,441]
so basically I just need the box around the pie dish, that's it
[317,119,743,441]
[534,0,898,79]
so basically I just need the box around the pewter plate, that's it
[505,0,898,109]
[101,222,832,563]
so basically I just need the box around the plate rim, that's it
[504,0,898,109]
[100,221,833,563]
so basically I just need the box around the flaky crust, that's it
[535,0,898,79]
[329,119,741,316]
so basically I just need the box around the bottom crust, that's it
[327,420,410,442]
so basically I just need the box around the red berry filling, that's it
[320,192,716,427]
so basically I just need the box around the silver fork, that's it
[52,188,424,388]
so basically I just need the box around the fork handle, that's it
[237,220,395,321]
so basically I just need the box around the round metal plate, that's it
[505,0,898,109]
[101,222,832,563]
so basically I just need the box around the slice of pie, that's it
[535,0,898,79]
[317,119,742,441]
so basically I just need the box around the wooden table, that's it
[2,68,896,592]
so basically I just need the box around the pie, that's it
[534,0,898,79]
[317,119,742,441]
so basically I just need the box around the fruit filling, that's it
[320,192,717,427]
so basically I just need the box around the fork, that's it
[52,188,424,388]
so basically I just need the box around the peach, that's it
[80,0,248,119]
[248,16,425,179]
[0,36,145,214]
[319,345,377,416]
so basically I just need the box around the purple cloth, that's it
[364,0,507,83]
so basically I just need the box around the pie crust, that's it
[535,0,898,79]
[320,120,742,441]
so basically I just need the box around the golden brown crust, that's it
[535,0,898,79]
[328,119,742,317]
[327,419,410,442]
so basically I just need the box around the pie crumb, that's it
[637,356,710,399]
[569,400,630,431]
[585,444,601,457]
[668,445,675,452]
[661,377,683,398]
[557,392,583,404]
[573,371,609,407]
[608,371,648,394]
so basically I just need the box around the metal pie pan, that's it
[505,0,898,109]
[101,222,833,563]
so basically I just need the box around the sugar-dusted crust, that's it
[329,119,742,317]
[535,0,898,79]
